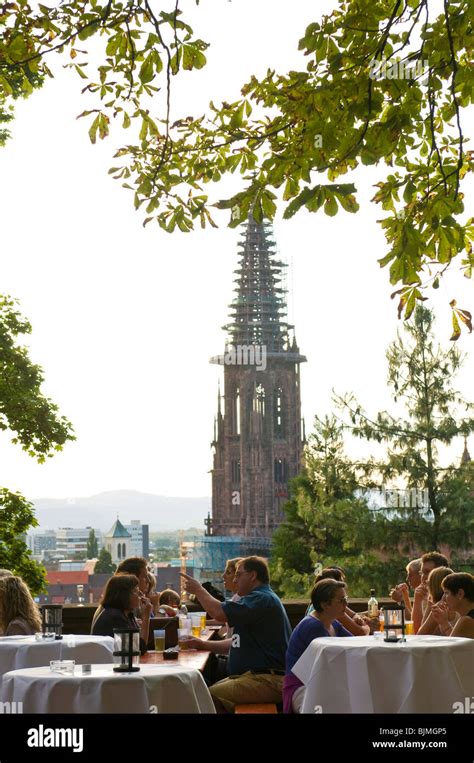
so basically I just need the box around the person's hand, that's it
[414,582,428,600]
[352,614,365,626]
[159,605,177,617]
[185,637,207,651]
[430,600,450,626]
[179,572,203,597]
[139,595,153,615]
[390,583,409,603]
[362,615,380,634]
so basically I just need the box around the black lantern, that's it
[113,628,140,672]
[382,603,406,642]
[41,604,63,640]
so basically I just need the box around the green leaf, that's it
[88,114,100,144]
[324,196,338,216]
[139,55,154,84]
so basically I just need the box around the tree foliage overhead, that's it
[1,0,473,328]
[0,296,75,591]
[0,296,75,460]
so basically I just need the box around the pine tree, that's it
[336,306,474,556]
[87,529,99,559]
[271,416,403,598]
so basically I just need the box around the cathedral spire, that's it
[461,435,471,466]
[222,215,293,353]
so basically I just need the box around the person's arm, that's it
[138,596,152,648]
[186,637,232,654]
[180,573,227,622]
[412,583,429,633]
[430,601,453,636]
[338,612,370,636]
[450,616,474,639]
[417,611,439,635]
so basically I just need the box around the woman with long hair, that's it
[0,576,42,635]
[92,574,151,654]
[418,567,457,635]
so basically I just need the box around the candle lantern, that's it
[113,628,140,672]
[41,604,64,640]
[382,603,406,642]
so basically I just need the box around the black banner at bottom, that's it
[0,712,471,760]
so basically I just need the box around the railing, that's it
[62,598,394,635]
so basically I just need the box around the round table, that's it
[0,635,114,685]
[291,634,474,713]
[1,663,216,714]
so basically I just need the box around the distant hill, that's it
[32,491,210,532]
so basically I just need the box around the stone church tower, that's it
[209,217,306,538]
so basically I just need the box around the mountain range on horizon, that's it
[32,490,211,532]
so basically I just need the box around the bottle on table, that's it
[178,603,188,629]
[368,589,378,618]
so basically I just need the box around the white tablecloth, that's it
[1,663,216,714]
[0,635,114,683]
[292,635,474,713]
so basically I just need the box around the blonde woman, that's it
[418,567,457,635]
[0,576,42,635]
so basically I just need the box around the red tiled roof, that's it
[47,571,89,585]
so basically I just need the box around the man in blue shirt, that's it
[181,556,292,712]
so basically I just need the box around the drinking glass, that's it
[154,629,166,652]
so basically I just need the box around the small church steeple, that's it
[461,435,471,466]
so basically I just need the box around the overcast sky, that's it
[0,0,472,502]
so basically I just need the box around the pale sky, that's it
[0,0,472,501]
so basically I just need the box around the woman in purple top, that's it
[284,578,353,713]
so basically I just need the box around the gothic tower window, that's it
[274,458,288,483]
[253,383,265,416]
[231,459,241,483]
[274,386,285,438]
[231,388,240,435]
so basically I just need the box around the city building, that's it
[55,527,103,559]
[125,520,150,559]
[104,518,132,565]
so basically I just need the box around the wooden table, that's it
[140,626,220,672]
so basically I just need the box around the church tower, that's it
[209,217,306,538]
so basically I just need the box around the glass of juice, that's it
[154,629,165,653]
[191,616,201,637]
[178,629,191,651]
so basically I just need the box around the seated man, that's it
[412,551,449,632]
[390,557,422,620]
[181,556,291,713]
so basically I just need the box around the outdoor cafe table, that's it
[1,663,216,714]
[292,634,474,714]
[0,634,114,686]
